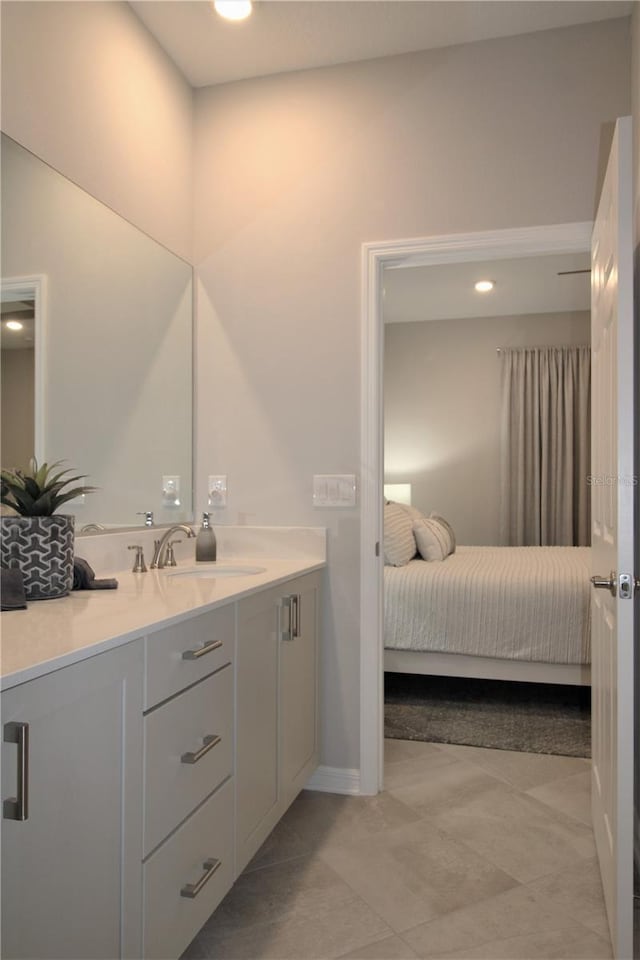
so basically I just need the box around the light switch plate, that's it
[208,475,227,508]
[313,474,357,507]
[162,475,181,507]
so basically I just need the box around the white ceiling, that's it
[129,0,633,88]
[382,252,591,324]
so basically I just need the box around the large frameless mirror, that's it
[1,134,194,528]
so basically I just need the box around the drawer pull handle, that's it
[180,857,222,899]
[181,734,221,765]
[3,722,29,821]
[182,639,223,661]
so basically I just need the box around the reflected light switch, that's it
[313,474,356,507]
[162,475,181,507]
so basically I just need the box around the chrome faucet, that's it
[150,524,196,569]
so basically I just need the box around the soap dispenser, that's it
[195,512,217,562]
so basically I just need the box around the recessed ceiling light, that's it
[474,280,495,293]
[213,0,252,21]
[5,320,23,331]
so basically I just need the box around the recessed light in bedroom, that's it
[213,0,253,21]
[5,320,23,331]
[474,280,495,293]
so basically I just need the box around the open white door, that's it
[590,115,634,960]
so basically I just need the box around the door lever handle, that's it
[591,572,617,598]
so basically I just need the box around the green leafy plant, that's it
[1,459,97,517]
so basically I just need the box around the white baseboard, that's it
[306,765,361,795]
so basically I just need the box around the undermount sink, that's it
[165,564,266,579]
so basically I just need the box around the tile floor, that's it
[182,740,612,960]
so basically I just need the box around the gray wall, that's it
[0,1,194,261]
[194,19,630,771]
[384,312,591,545]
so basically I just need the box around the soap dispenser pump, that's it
[195,512,217,562]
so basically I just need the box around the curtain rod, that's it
[496,345,590,355]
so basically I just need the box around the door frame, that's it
[0,274,47,463]
[359,220,593,795]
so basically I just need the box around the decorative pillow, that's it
[430,513,456,553]
[413,517,453,562]
[404,504,427,523]
[383,501,417,566]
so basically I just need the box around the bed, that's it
[384,544,592,686]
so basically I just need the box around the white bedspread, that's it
[384,546,591,665]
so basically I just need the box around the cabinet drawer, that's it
[144,666,233,855]
[145,605,234,708]
[143,778,234,960]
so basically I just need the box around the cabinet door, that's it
[235,585,280,875]
[1,643,143,960]
[280,572,320,808]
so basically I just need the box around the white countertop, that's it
[1,555,325,691]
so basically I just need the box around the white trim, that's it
[306,765,361,795]
[1,274,47,462]
[360,222,593,796]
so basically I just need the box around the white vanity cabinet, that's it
[1,642,144,960]
[141,605,236,960]
[1,562,323,960]
[236,571,320,874]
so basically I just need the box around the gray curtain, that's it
[500,346,591,546]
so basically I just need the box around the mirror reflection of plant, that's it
[0,459,97,517]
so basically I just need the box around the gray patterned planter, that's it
[1,515,75,600]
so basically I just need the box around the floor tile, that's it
[280,787,421,849]
[387,756,506,817]
[525,858,610,940]
[383,741,459,791]
[436,744,590,791]
[196,897,392,959]
[526,770,591,826]
[319,817,517,933]
[200,855,359,935]
[338,934,420,959]
[434,783,596,883]
[401,884,600,959]
[182,741,612,960]
[433,927,612,959]
[243,815,312,873]
[384,739,448,765]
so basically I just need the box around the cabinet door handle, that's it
[181,734,221,765]
[292,594,301,639]
[281,594,301,641]
[3,721,29,821]
[182,639,223,660]
[180,857,222,899]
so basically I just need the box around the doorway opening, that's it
[359,222,593,796]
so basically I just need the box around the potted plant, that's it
[1,459,96,600]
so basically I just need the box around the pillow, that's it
[430,513,456,553]
[404,504,427,523]
[383,501,417,566]
[413,517,453,562]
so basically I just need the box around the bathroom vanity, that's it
[1,535,324,960]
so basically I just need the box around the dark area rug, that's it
[384,672,591,758]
